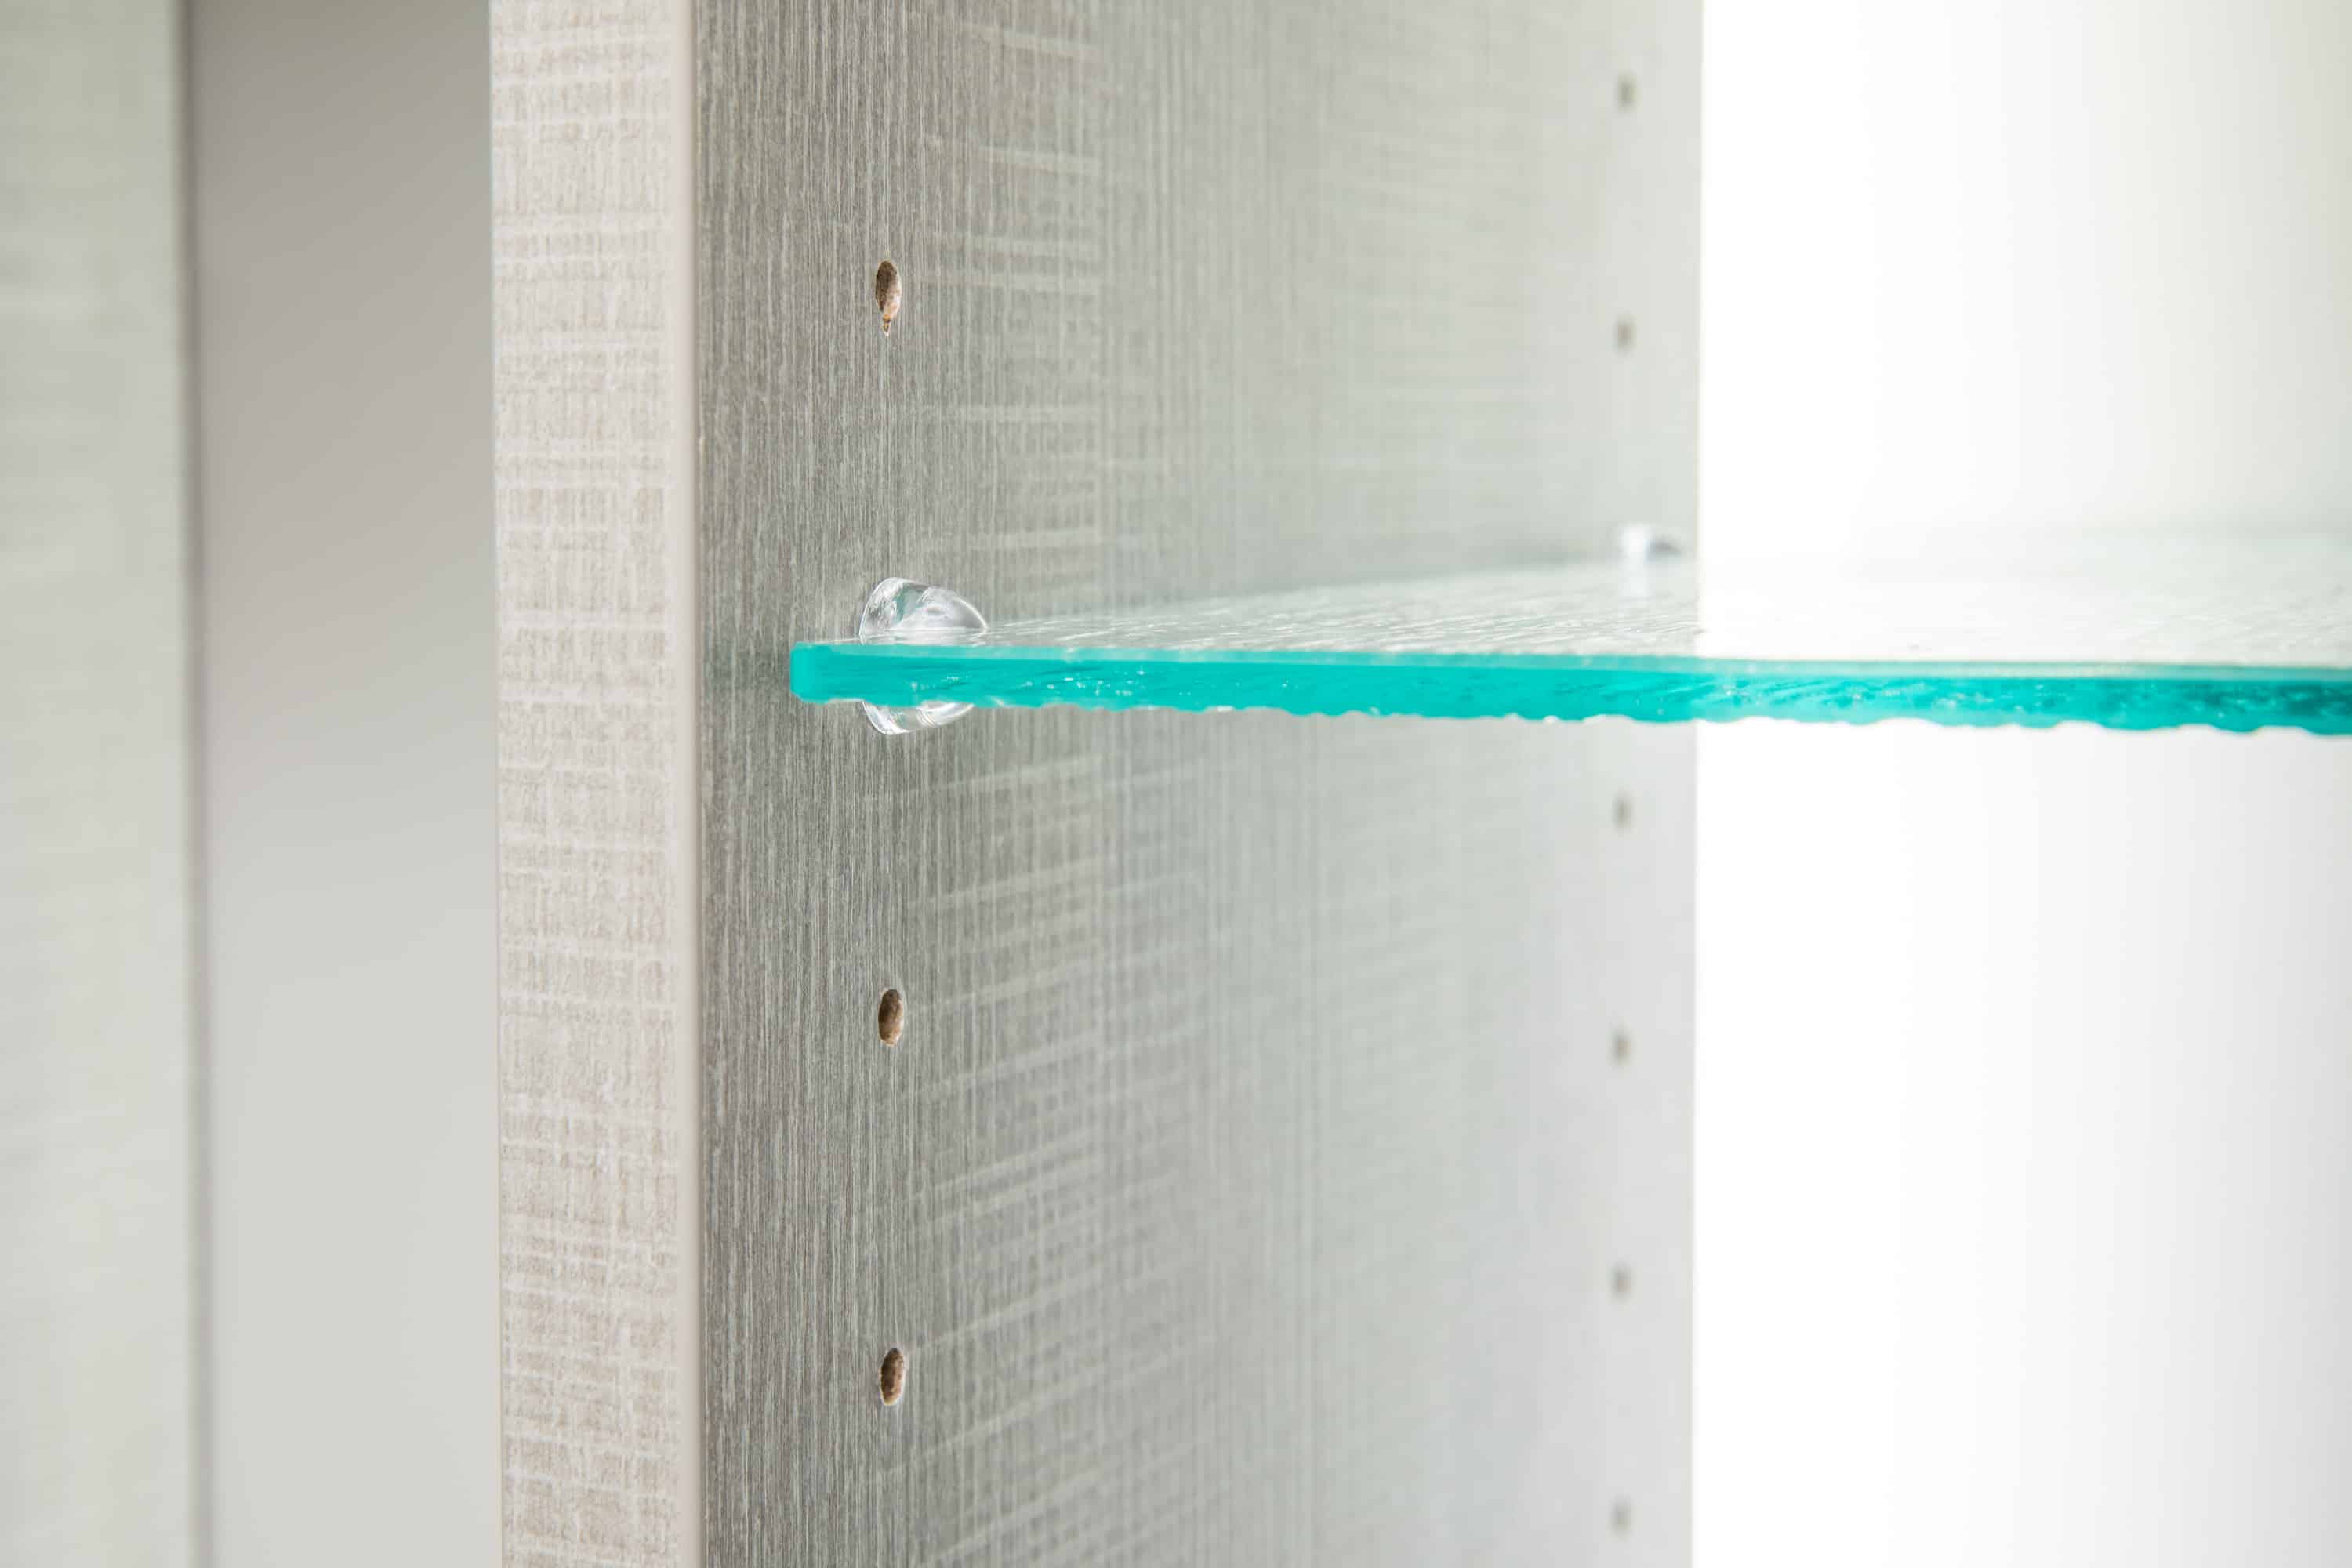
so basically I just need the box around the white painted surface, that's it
[2,2,197,1559]
[1699,3,2352,1563]
[1703,0,2352,556]
[1697,724,2352,1566]
[191,1,497,1560]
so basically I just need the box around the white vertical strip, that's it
[1700,3,2352,1564]
[0,0,198,1560]
[492,1,698,1560]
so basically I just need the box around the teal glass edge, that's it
[788,643,2352,733]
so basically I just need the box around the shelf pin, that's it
[853,577,988,735]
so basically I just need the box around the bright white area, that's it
[1702,0,2352,559]
[1698,3,2352,1564]
[1697,723,2352,1566]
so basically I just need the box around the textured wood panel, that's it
[700,2,1695,1563]
[0,0,197,1560]
[493,1,699,1561]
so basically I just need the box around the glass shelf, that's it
[789,535,2352,734]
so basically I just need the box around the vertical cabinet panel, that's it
[493,1,699,1563]
[699,3,1695,1563]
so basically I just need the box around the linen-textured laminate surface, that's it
[0,0,197,1560]
[493,1,697,1562]
[702,2,1696,1563]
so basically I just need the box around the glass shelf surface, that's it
[789,535,2352,733]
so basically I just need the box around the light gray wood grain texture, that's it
[493,0,699,1562]
[699,2,1695,1562]
[0,0,198,1560]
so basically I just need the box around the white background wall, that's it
[1703,0,2352,554]
[1698,3,2352,1564]
[3,2,197,1559]
[191,1,497,1559]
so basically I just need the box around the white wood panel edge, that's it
[492,1,699,1561]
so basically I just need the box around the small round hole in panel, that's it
[877,989,906,1047]
[879,1346,907,1406]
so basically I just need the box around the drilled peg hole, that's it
[1610,1264,1634,1300]
[1610,1497,1634,1536]
[873,259,902,334]
[879,1347,907,1406]
[1617,74,1639,111]
[1611,1028,1632,1066]
[1614,316,1637,353]
[1613,793,1634,831]
[877,989,906,1047]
